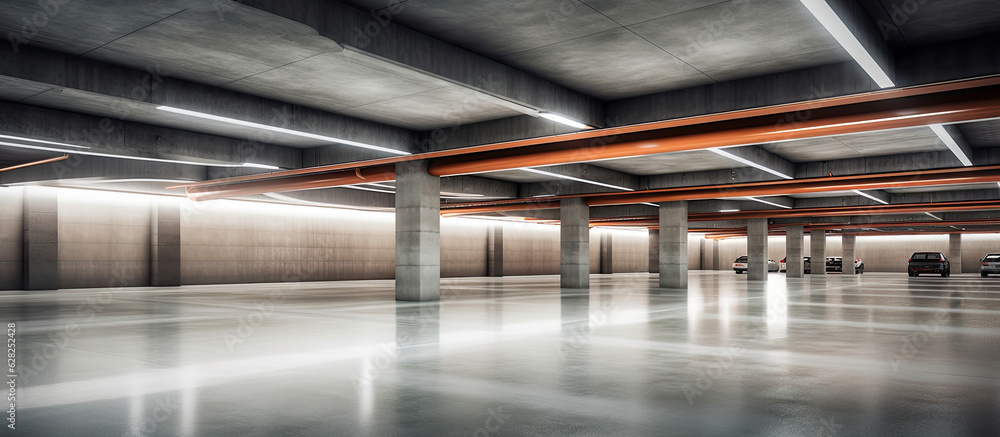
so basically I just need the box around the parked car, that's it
[825,257,865,274]
[733,256,779,274]
[981,253,1000,277]
[907,252,950,277]
[779,256,812,273]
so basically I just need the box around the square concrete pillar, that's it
[600,232,613,274]
[647,229,659,273]
[23,187,59,290]
[842,234,857,275]
[395,160,440,301]
[810,230,826,275]
[560,198,589,288]
[487,223,504,277]
[151,199,182,286]
[659,201,687,289]
[785,225,804,278]
[711,239,720,270]
[949,233,962,274]
[747,218,768,281]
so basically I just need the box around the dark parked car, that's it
[981,253,1000,277]
[825,256,865,274]
[733,256,778,274]
[779,256,812,273]
[908,252,950,277]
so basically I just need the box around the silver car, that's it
[981,253,1000,277]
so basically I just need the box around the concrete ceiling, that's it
[857,0,1000,48]
[594,150,742,176]
[959,119,1000,148]
[341,0,851,99]
[760,126,947,162]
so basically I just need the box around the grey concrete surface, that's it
[786,225,804,278]
[395,160,440,301]
[648,229,659,273]
[560,198,590,289]
[600,232,613,274]
[658,201,687,289]
[950,233,963,274]
[22,186,58,290]
[747,218,768,281]
[843,234,857,276]
[4,272,999,435]
[0,187,23,290]
[487,224,503,277]
[151,199,181,287]
[811,230,827,276]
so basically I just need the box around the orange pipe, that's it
[0,154,68,172]
[185,164,396,201]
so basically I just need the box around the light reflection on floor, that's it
[2,271,999,436]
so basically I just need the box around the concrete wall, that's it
[961,234,1000,273]
[610,229,647,273]
[58,191,151,289]
[0,187,23,290]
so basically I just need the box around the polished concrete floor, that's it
[3,271,999,436]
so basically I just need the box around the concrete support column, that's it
[560,198,589,289]
[487,224,503,277]
[647,229,659,273]
[712,239,720,271]
[785,225,804,278]
[22,187,58,290]
[151,199,181,286]
[658,201,687,289]
[949,233,962,274]
[842,234,857,275]
[600,232,613,274]
[811,230,827,275]
[747,218,768,281]
[395,160,440,301]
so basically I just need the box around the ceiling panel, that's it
[593,149,742,175]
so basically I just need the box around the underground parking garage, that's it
[1,0,1000,435]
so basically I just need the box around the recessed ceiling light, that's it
[800,0,894,88]
[157,106,411,156]
[744,196,793,209]
[0,134,90,149]
[0,140,245,168]
[925,212,943,221]
[928,124,972,166]
[719,209,740,213]
[852,189,889,204]
[709,148,794,180]
[538,112,591,130]
[242,162,280,170]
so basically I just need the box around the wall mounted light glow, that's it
[156,106,411,156]
[709,148,794,180]
[745,196,793,209]
[799,0,894,88]
[538,112,591,130]
[925,212,943,221]
[521,168,634,191]
[0,134,90,149]
[852,189,889,204]
[928,124,972,166]
[242,162,280,170]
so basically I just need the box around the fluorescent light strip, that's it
[744,196,792,209]
[925,212,943,221]
[852,189,889,204]
[709,149,794,180]
[241,162,280,170]
[538,112,590,129]
[363,183,396,189]
[773,110,958,134]
[156,106,410,156]
[928,124,972,166]
[799,0,894,88]
[641,202,659,207]
[0,140,247,168]
[521,168,634,191]
[0,134,90,149]
[719,209,740,213]
[341,185,396,194]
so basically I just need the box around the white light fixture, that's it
[538,112,591,130]
[720,209,740,213]
[342,185,396,194]
[157,106,411,156]
[928,124,972,166]
[925,212,943,221]
[709,148,794,180]
[744,196,793,209]
[0,140,245,168]
[772,110,959,135]
[852,189,889,204]
[242,162,280,170]
[521,168,634,191]
[363,183,396,189]
[0,134,90,149]
[800,0,894,88]
[641,202,659,207]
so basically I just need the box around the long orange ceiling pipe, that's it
[170,76,1000,201]
[185,165,396,202]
